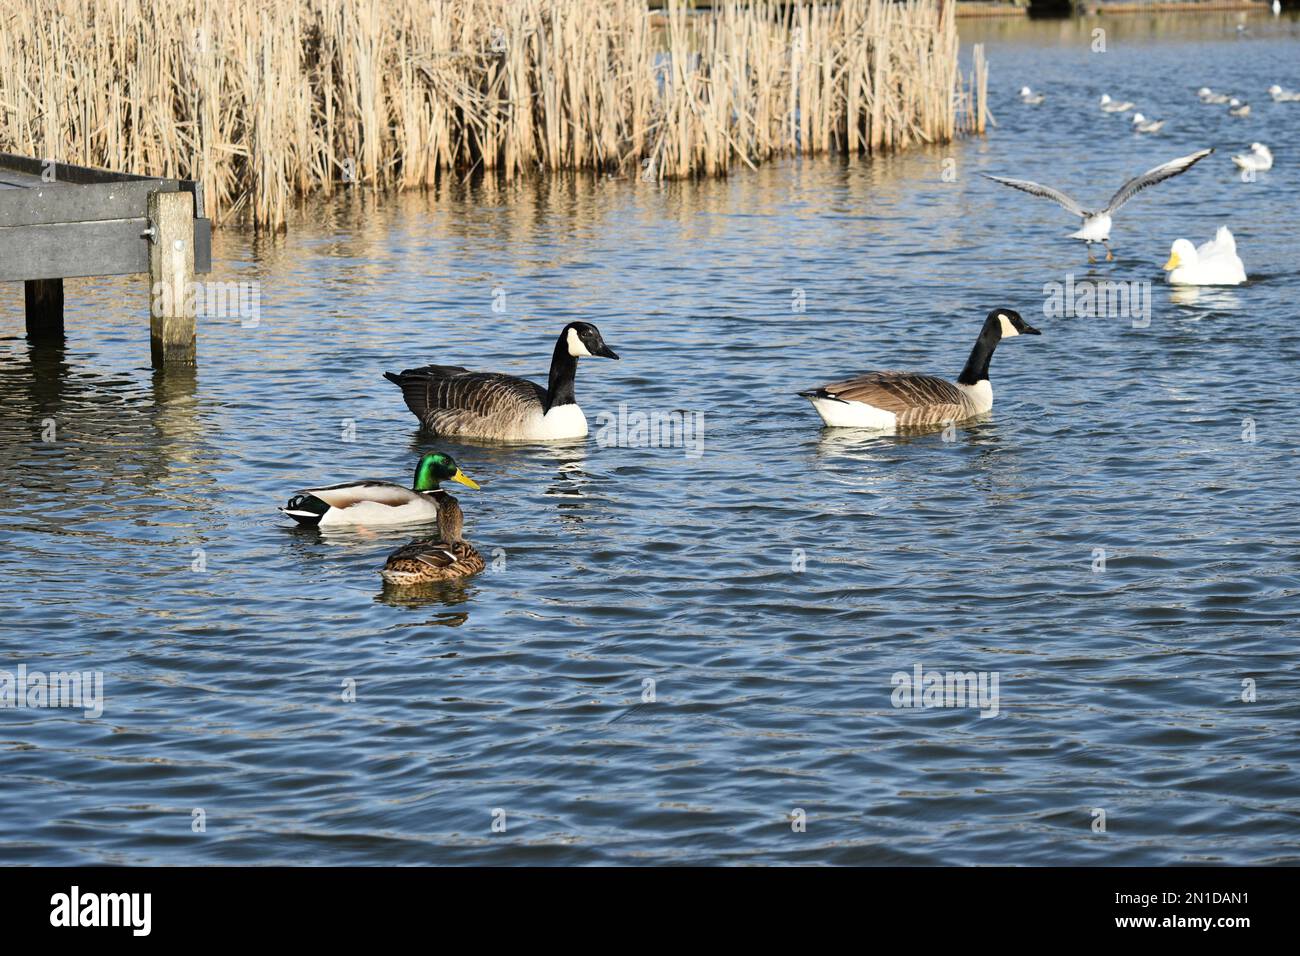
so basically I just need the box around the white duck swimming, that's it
[1231,142,1273,172]
[1100,94,1134,113]
[1132,113,1165,133]
[1164,227,1247,286]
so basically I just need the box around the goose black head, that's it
[987,308,1040,339]
[562,322,619,360]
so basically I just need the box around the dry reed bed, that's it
[0,0,988,231]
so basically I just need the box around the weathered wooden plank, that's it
[0,179,183,228]
[0,171,51,189]
[0,152,160,185]
[194,218,212,273]
[148,190,196,366]
[24,278,64,340]
[0,218,209,280]
[0,219,150,281]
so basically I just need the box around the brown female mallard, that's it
[379,491,485,584]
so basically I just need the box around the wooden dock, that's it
[0,154,211,365]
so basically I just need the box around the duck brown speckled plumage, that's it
[379,491,485,584]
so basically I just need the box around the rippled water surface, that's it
[3,13,1299,865]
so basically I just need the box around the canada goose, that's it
[1100,94,1134,113]
[1198,88,1231,104]
[385,322,619,441]
[798,308,1041,430]
[982,148,1213,263]
[1131,113,1165,133]
[1019,86,1045,105]
[1228,99,1251,117]
[1231,142,1273,172]
[280,452,479,528]
[379,494,485,584]
[1164,227,1247,286]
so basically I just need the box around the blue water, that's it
[2,12,1299,864]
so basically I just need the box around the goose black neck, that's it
[545,334,578,412]
[957,321,999,386]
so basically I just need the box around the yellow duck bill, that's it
[450,469,480,490]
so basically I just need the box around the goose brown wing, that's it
[384,365,546,436]
[817,371,968,426]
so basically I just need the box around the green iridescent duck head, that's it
[412,452,480,493]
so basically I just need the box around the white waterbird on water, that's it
[981,148,1214,263]
[1198,87,1231,104]
[1231,142,1273,172]
[1019,86,1045,105]
[1131,113,1165,133]
[1228,98,1251,117]
[1164,227,1247,286]
[1268,84,1300,102]
[1100,94,1134,113]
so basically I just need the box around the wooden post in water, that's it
[24,278,64,341]
[147,190,196,366]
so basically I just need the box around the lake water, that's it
[2,12,1298,865]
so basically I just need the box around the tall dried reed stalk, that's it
[0,0,987,232]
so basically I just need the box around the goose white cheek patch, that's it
[567,328,593,357]
[998,314,1019,337]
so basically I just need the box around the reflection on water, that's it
[2,13,1300,865]
[375,580,477,616]
[1167,284,1245,310]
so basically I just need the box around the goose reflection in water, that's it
[812,415,997,459]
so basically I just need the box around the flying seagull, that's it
[981,148,1213,263]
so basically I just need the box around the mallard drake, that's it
[799,308,1040,431]
[280,452,479,528]
[1164,227,1247,286]
[982,148,1213,263]
[380,493,485,584]
[384,322,619,441]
